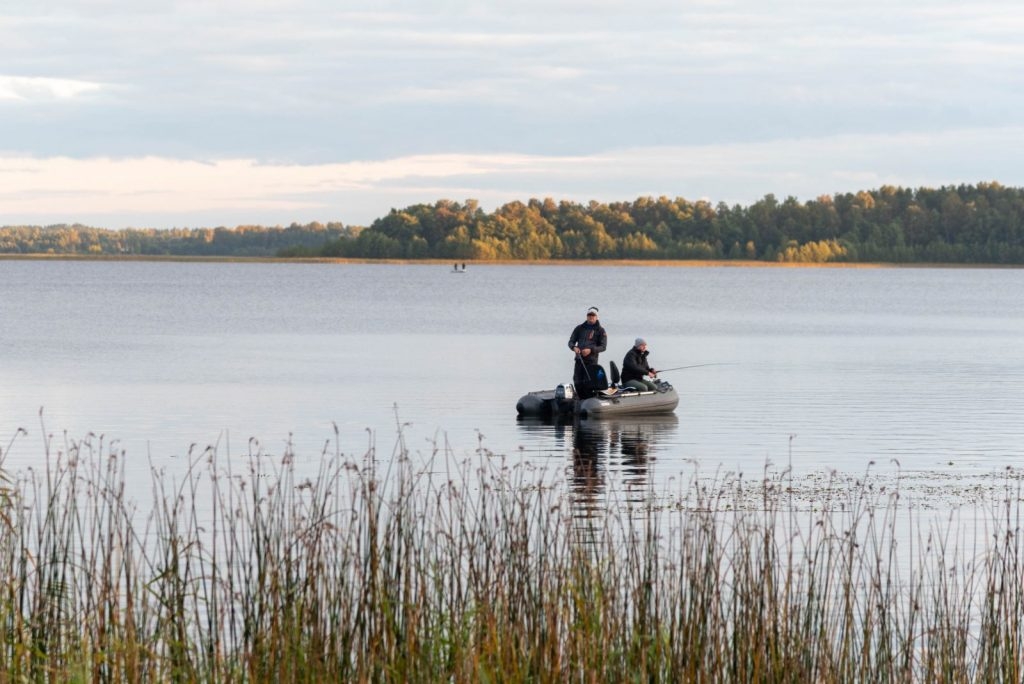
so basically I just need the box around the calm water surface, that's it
[2,260,1023,502]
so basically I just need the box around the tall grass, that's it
[0,425,1021,682]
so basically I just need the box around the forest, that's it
[4,182,1024,263]
[0,223,352,258]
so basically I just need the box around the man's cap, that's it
[586,306,599,316]
[635,337,647,347]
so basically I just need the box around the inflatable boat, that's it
[516,362,678,419]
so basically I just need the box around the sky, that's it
[3,0,1023,229]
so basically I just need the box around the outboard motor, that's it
[554,382,575,412]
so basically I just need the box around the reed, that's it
[0,426,1021,682]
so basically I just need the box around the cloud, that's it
[2,125,1022,228]
[0,153,587,223]
[6,0,1024,167]
[0,75,106,101]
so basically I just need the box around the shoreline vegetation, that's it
[4,182,1024,265]
[1,426,1022,681]
[4,253,1023,269]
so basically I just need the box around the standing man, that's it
[621,337,658,391]
[568,306,607,392]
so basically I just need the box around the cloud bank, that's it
[3,1,1022,227]
[3,126,1020,228]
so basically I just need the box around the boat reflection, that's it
[516,414,680,538]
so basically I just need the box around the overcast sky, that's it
[3,0,1023,228]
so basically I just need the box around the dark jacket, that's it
[621,346,652,383]
[568,320,607,365]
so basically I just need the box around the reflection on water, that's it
[516,415,679,536]
[5,261,1024,500]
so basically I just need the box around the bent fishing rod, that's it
[654,363,735,373]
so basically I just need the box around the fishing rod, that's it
[654,363,735,373]
[573,347,593,382]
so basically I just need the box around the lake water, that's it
[2,260,1023,506]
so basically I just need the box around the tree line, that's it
[0,223,353,257]
[5,182,1024,263]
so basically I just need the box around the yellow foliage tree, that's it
[777,239,848,263]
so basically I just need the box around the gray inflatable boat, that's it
[516,362,678,419]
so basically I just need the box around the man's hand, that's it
[581,348,592,358]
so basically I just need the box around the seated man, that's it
[621,338,658,391]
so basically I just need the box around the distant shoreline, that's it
[2,253,1022,268]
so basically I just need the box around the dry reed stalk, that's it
[0,424,1022,681]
